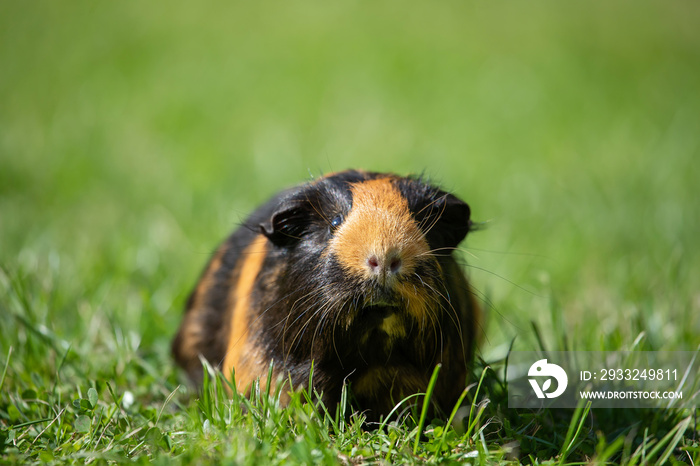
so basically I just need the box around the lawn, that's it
[1,1,699,464]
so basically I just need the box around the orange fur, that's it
[222,235,272,392]
[329,178,432,319]
[175,245,227,368]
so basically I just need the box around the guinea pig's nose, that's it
[366,250,403,280]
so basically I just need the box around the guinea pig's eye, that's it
[330,214,344,229]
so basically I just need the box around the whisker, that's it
[458,263,542,298]
[283,287,341,360]
[220,284,316,368]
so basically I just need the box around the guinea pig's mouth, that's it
[354,302,409,339]
[361,304,398,320]
[353,290,404,327]
[355,301,403,329]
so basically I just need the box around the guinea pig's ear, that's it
[259,202,310,247]
[432,194,471,247]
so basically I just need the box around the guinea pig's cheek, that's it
[395,280,433,321]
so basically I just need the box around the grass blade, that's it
[558,400,591,465]
[0,346,12,393]
[413,363,441,455]
[647,415,691,464]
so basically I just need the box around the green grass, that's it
[1,1,699,464]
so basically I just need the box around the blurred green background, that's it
[1,1,699,361]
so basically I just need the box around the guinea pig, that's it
[172,169,481,420]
